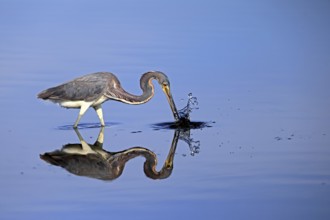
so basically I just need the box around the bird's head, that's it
[153,72,180,121]
[142,71,180,121]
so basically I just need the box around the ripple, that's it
[56,122,119,130]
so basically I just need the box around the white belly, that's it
[60,100,92,108]
[60,95,108,108]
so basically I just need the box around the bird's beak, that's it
[162,85,179,121]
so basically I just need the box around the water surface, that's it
[1,1,330,220]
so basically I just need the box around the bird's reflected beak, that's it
[162,85,179,121]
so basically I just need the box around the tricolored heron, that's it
[38,71,180,127]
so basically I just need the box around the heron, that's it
[37,71,180,127]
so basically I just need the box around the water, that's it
[152,92,211,129]
[178,93,199,121]
[1,0,330,220]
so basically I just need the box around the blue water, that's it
[1,0,330,219]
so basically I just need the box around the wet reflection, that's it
[40,127,198,181]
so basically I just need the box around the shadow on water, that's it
[57,122,119,130]
[40,127,199,181]
[152,120,213,130]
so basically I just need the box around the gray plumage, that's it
[38,72,119,103]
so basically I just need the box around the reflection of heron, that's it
[38,71,179,127]
[40,127,180,180]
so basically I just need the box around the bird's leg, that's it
[93,104,105,127]
[73,103,91,128]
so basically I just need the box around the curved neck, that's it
[114,71,165,104]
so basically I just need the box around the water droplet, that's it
[275,136,282,141]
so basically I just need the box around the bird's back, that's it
[38,72,117,102]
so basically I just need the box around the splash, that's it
[152,93,213,130]
[178,93,199,121]
[175,93,201,128]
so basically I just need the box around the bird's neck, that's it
[137,72,155,103]
[115,72,162,104]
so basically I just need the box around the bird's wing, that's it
[39,74,108,102]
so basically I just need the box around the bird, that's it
[37,71,180,127]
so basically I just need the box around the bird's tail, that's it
[37,87,57,100]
